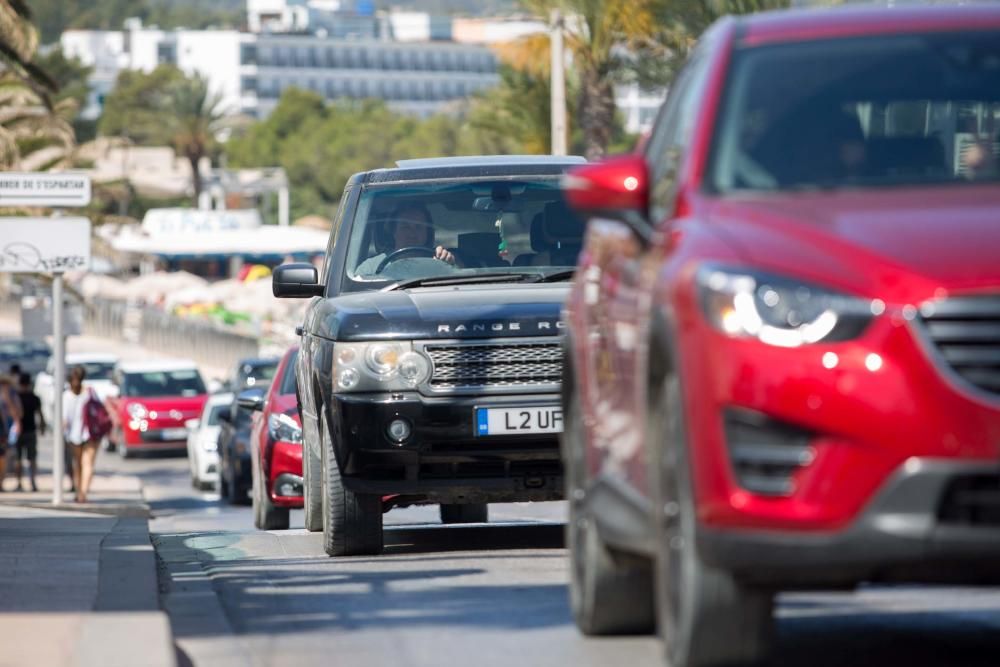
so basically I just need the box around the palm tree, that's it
[0,0,58,102]
[163,75,227,206]
[521,0,790,159]
[0,73,75,173]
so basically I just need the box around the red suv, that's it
[561,6,1000,667]
[244,346,303,530]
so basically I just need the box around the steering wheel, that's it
[375,246,436,273]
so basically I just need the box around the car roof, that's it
[117,359,200,374]
[66,353,119,364]
[347,154,587,188]
[738,4,1000,46]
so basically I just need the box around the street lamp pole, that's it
[550,9,567,156]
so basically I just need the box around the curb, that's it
[0,500,151,518]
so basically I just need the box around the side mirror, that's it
[561,155,652,241]
[237,387,266,412]
[273,263,324,299]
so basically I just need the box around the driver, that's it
[357,203,456,275]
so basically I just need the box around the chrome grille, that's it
[921,296,1000,396]
[421,340,562,392]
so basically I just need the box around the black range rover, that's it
[273,155,585,556]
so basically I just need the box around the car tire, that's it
[303,432,324,533]
[320,414,382,557]
[649,372,774,667]
[253,454,290,530]
[440,503,488,524]
[219,472,229,500]
[564,388,656,635]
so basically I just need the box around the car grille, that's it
[421,340,562,393]
[938,474,1000,526]
[920,296,1000,397]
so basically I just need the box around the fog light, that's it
[338,367,360,390]
[274,473,303,497]
[387,419,411,443]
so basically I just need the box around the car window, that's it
[74,362,115,381]
[341,178,582,290]
[237,362,277,389]
[710,30,1000,192]
[123,370,206,398]
[205,403,227,426]
[647,52,711,223]
[278,350,299,396]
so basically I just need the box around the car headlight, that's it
[333,342,432,392]
[127,403,148,419]
[268,413,303,444]
[696,266,874,347]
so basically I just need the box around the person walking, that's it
[15,373,45,492]
[0,374,22,492]
[63,366,99,503]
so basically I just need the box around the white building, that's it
[452,17,548,45]
[616,83,667,135]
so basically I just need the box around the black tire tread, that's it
[321,415,383,557]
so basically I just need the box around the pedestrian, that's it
[0,374,23,492]
[63,366,100,503]
[15,373,44,492]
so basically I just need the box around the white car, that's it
[186,392,233,491]
[34,353,120,425]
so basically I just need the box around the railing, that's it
[84,298,261,376]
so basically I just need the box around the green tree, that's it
[33,46,95,140]
[0,72,76,170]
[99,64,187,144]
[164,74,227,205]
[0,0,58,98]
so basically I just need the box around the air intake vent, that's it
[723,409,815,497]
[938,474,1000,526]
[920,296,1000,397]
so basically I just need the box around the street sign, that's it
[0,172,91,207]
[0,217,91,273]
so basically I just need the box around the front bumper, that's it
[327,391,563,503]
[268,440,304,508]
[700,458,1000,587]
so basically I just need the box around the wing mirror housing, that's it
[237,387,266,412]
[273,263,324,298]
[561,154,652,243]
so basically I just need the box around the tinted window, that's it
[237,362,277,389]
[279,350,299,396]
[343,178,583,289]
[710,31,1000,192]
[206,403,227,426]
[76,362,115,381]
[123,370,206,398]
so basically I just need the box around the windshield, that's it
[237,362,277,389]
[710,31,1000,193]
[342,178,583,290]
[77,362,115,381]
[122,370,206,398]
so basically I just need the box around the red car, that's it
[245,346,303,530]
[561,6,1000,667]
[107,360,209,458]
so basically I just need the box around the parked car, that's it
[106,360,209,458]
[0,337,51,377]
[185,392,233,491]
[559,6,1000,667]
[274,155,586,556]
[216,355,279,505]
[34,353,119,425]
[243,346,302,530]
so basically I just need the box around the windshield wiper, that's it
[382,272,543,291]
[536,269,576,282]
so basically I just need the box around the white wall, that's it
[128,28,167,72]
[174,31,245,116]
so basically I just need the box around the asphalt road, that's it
[92,450,1000,667]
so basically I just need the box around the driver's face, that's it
[393,211,431,248]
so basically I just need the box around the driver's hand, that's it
[434,246,456,265]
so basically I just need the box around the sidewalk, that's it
[0,438,176,667]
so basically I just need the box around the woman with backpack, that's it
[63,366,105,503]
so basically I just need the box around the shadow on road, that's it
[384,522,564,555]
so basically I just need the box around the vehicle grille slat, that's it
[421,340,562,393]
[921,295,1000,397]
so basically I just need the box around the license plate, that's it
[475,406,563,436]
[161,428,188,440]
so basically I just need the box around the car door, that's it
[578,50,713,502]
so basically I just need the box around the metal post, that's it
[278,186,290,227]
[52,273,65,505]
[550,9,568,157]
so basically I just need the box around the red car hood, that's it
[709,185,1000,299]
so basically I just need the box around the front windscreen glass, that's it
[206,403,227,426]
[237,362,277,389]
[123,370,206,398]
[710,31,1000,193]
[77,362,115,381]
[341,178,583,290]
